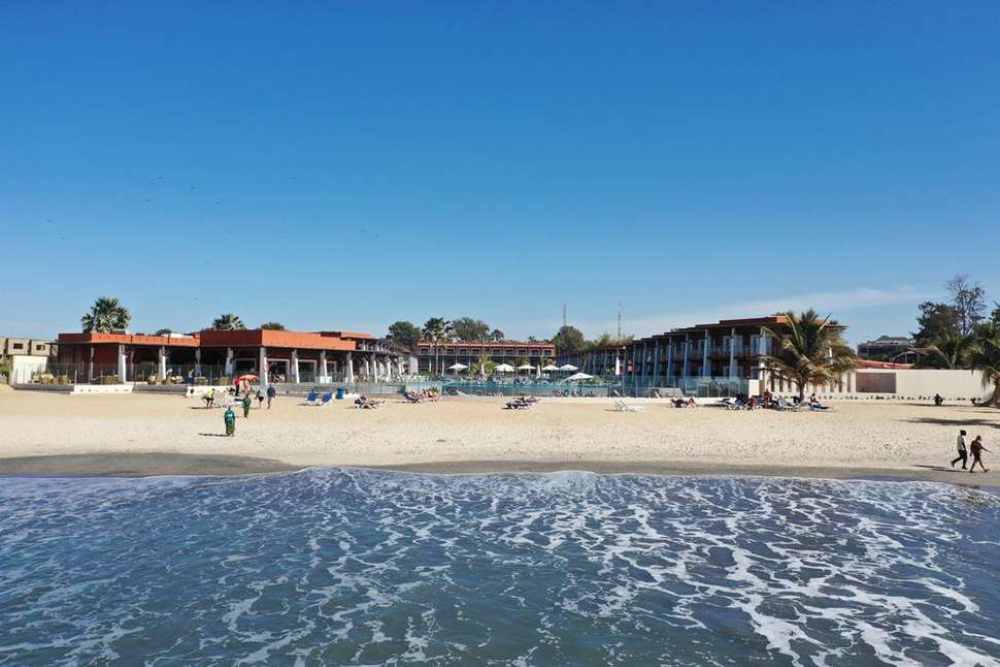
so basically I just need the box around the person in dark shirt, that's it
[969,436,990,474]
[952,430,968,470]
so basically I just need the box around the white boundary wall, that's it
[768,368,991,401]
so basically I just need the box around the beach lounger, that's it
[319,392,333,406]
[305,390,319,405]
[614,400,643,412]
[403,392,423,403]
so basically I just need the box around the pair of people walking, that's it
[952,429,990,473]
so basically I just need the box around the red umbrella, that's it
[236,374,258,383]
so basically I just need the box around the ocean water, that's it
[1,471,999,666]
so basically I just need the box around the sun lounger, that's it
[319,392,333,406]
[403,392,423,403]
[305,390,319,405]
[614,400,643,412]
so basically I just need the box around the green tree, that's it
[990,302,1000,326]
[552,325,586,355]
[81,297,131,333]
[969,322,1000,407]
[914,332,974,369]
[451,317,491,341]
[912,301,960,348]
[154,328,173,336]
[946,274,987,336]
[422,317,453,375]
[212,313,246,330]
[763,309,857,401]
[387,321,421,349]
[260,322,285,330]
[471,352,496,378]
[490,328,505,342]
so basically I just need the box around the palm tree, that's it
[763,309,857,401]
[422,317,453,376]
[259,322,285,330]
[968,323,1000,407]
[212,313,246,331]
[490,328,505,342]
[81,297,131,333]
[914,332,973,369]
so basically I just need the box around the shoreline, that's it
[2,452,997,489]
[2,392,997,489]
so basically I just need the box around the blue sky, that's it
[2,2,998,344]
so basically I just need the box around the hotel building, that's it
[617,315,858,396]
[54,328,402,385]
[415,340,556,375]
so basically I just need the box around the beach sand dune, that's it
[1,391,997,485]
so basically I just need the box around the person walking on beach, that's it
[952,430,969,469]
[241,393,252,419]
[969,436,990,473]
[266,384,277,409]
[224,406,236,436]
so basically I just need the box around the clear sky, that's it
[2,2,998,344]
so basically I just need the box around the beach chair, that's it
[614,400,643,412]
[305,389,319,405]
[403,392,424,403]
[319,392,333,406]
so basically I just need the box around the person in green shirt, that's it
[242,394,252,419]
[224,407,236,436]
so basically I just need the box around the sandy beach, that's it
[1,390,998,486]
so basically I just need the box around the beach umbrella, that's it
[237,374,258,382]
[565,372,593,382]
[494,363,515,373]
[541,364,560,372]
[448,363,468,372]
[558,364,578,372]
[516,364,534,371]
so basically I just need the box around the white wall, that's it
[9,356,48,384]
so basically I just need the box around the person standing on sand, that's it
[241,393,252,419]
[266,384,277,409]
[224,407,236,436]
[969,436,990,473]
[952,430,969,469]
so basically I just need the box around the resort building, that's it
[857,336,918,364]
[618,315,992,401]
[555,343,626,378]
[53,328,403,385]
[415,340,556,375]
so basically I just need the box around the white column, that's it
[117,344,127,383]
[665,335,673,383]
[652,339,660,387]
[320,351,328,381]
[702,329,710,378]
[158,346,167,380]
[259,346,269,387]
[346,352,354,383]
[729,327,737,378]
[195,348,202,378]
[682,334,690,378]
[225,348,234,376]
[291,349,300,383]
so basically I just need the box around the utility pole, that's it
[617,302,622,339]
[562,304,567,328]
